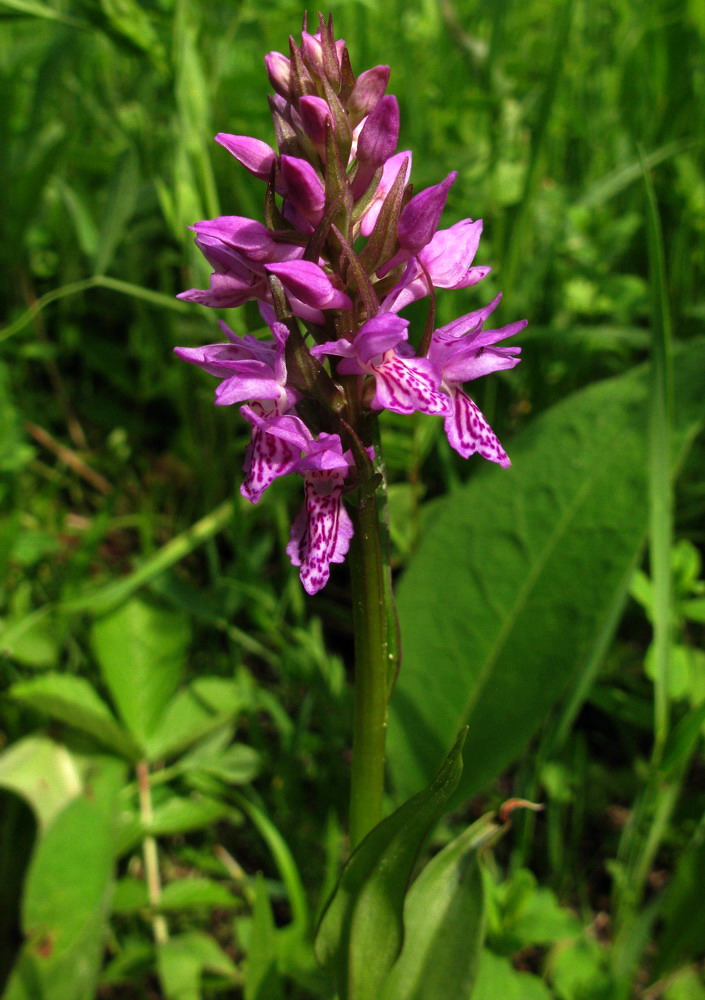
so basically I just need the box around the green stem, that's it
[137,760,169,946]
[348,488,389,851]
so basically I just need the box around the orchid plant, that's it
[175,13,526,996]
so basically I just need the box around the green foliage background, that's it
[1,0,704,997]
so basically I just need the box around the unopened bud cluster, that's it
[175,14,526,594]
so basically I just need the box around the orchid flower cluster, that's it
[175,14,526,595]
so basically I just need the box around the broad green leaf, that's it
[94,148,140,275]
[0,611,58,668]
[546,935,612,999]
[661,967,705,1000]
[388,343,705,800]
[245,873,284,1000]
[486,867,581,952]
[114,793,229,856]
[148,794,228,836]
[380,814,498,1000]
[112,876,237,913]
[0,735,82,831]
[112,876,149,913]
[9,673,141,760]
[147,677,244,761]
[471,950,553,1000]
[653,832,705,976]
[100,938,154,985]
[159,877,238,911]
[3,756,124,1000]
[197,744,261,784]
[91,597,189,749]
[315,729,466,1000]
[157,932,238,1000]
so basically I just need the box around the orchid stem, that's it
[348,486,389,851]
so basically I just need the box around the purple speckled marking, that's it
[286,470,354,595]
[373,354,451,416]
[445,388,510,467]
[241,402,300,503]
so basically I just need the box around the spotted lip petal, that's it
[287,469,354,595]
[240,406,305,504]
[444,388,511,467]
[370,354,451,417]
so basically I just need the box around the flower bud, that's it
[348,65,390,125]
[266,260,353,311]
[356,95,400,168]
[264,51,292,99]
[215,134,276,181]
[397,171,457,254]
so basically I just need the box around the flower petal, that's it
[286,473,354,594]
[266,260,352,310]
[215,134,277,181]
[444,388,510,467]
[354,314,409,364]
[239,407,307,504]
[372,355,451,416]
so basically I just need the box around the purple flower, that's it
[175,321,303,502]
[381,219,490,313]
[175,20,527,593]
[239,409,308,505]
[429,296,527,466]
[286,432,355,595]
[312,314,451,417]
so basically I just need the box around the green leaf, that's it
[9,673,141,760]
[471,950,553,1000]
[654,831,705,976]
[157,931,239,1000]
[380,814,497,1000]
[112,876,237,913]
[197,744,261,784]
[94,148,140,275]
[91,597,189,749]
[0,735,82,831]
[0,611,58,668]
[159,877,238,912]
[389,343,705,800]
[487,867,581,952]
[100,937,154,985]
[111,876,149,913]
[147,677,244,762]
[546,935,612,999]
[148,794,228,836]
[315,729,467,1000]
[245,873,283,1000]
[3,756,125,1000]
